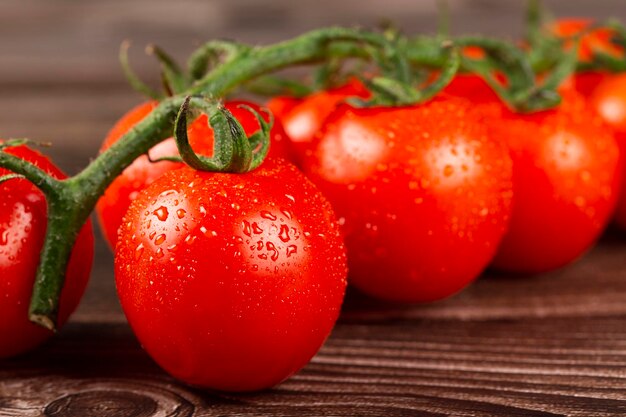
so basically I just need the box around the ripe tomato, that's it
[490,91,621,272]
[96,100,292,248]
[115,158,347,391]
[590,74,626,229]
[271,79,370,164]
[301,96,513,302]
[0,144,94,358]
[551,19,623,96]
[446,76,621,272]
[551,18,623,64]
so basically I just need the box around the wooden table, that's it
[1,0,626,415]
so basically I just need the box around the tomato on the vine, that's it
[0,144,94,358]
[269,79,370,164]
[115,158,346,391]
[551,18,623,96]
[300,96,513,302]
[446,74,622,272]
[590,74,626,229]
[96,100,292,248]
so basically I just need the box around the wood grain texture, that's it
[2,0,626,415]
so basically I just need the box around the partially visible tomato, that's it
[273,79,370,164]
[96,100,291,248]
[0,144,94,358]
[301,96,513,302]
[590,74,626,229]
[551,18,623,63]
[490,91,621,272]
[551,19,623,96]
[115,158,346,391]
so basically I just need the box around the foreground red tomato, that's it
[490,91,621,272]
[96,100,291,248]
[0,144,94,358]
[115,158,347,391]
[301,96,513,302]
[270,79,370,164]
[590,74,626,229]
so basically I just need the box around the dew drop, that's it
[154,234,166,245]
[242,220,252,237]
[278,224,290,242]
[286,245,297,257]
[260,210,277,221]
[134,243,144,260]
[252,222,263,234]
[153,206,169,221]
[177,209,186,219]
[265,242,279,261]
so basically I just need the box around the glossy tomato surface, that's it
[273,79,370,164]
[490,91,622,272]
[96,100,292,248]
[115,158,347,392]
[0,145,94,358]
[301,97,513,302]
[591,74,626,229]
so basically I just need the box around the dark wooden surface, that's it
[2,1,626,415]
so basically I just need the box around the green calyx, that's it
[173,96,271,173]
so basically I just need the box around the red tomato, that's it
[590,74,626,229]
[275,79,370,164]
[301,96,513,302]
[96,100,292,248]
[551,19,623,96]
[0,144,94,358]
[115,158,346,391]
[551,18,623,63]
[490,91,621,272]
[266,96,301,120]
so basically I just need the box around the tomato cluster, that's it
[2,10,626,394]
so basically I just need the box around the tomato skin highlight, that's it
[115,159,347,392]
[590,74,626,229]
[0,145,94,358]
[301,97,513,302]
[273,79,370,165]
[96,100,292,248]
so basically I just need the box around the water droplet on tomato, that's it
[266,242,279,261]
[154,234,166,245]
[149,231,156,240]
[443,165,454,177]
[176,209,186,219]
[153,206,169,221]
[281,209,293,220]
[135,243,144,260]
[286,245,297,257]
[242,220,252,237]
[285,194,296,203]
[0,230,8,246]
[155,248,165,258]
[278,224,290,242]
[252,222,263,234]
[260,210,277,221]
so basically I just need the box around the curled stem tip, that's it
[120,40,162,100]
[174,96,272,173]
